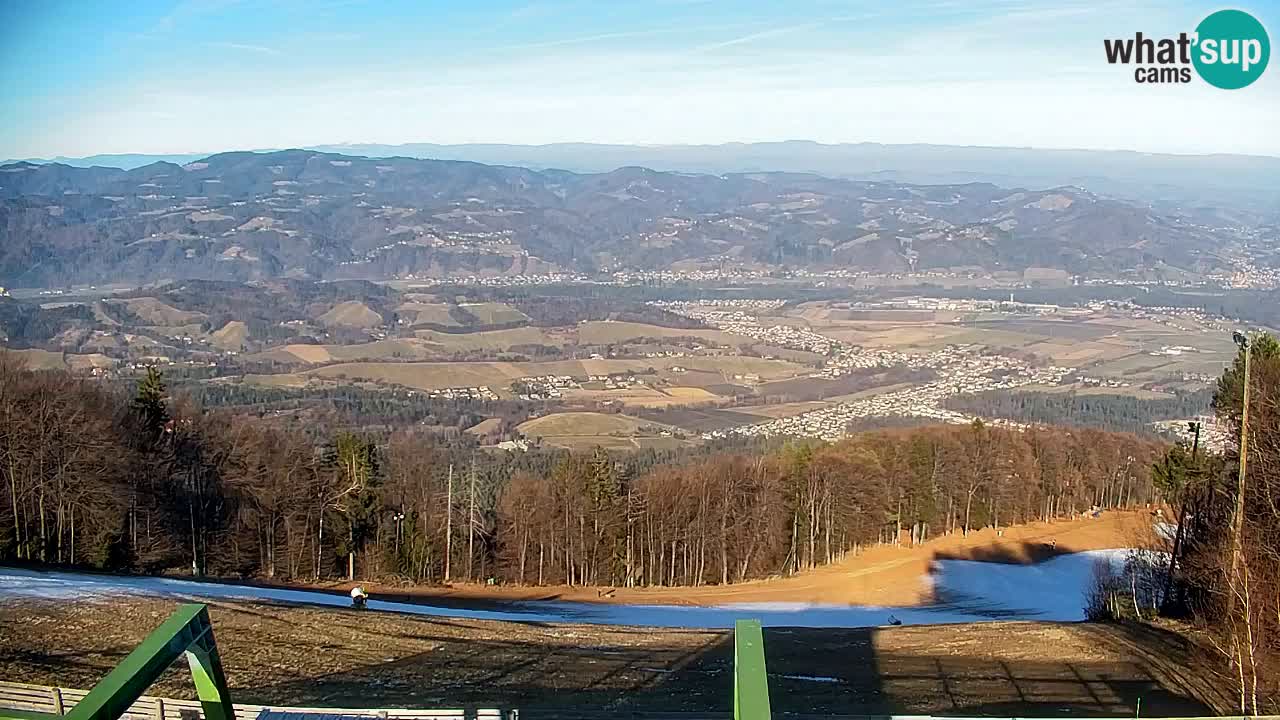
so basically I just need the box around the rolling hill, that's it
[0,150,1248,288]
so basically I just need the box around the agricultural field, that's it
[518,411,672,437]
[517,411,692,450]
[297,357,806,394]
[576,320,754,348]
[250,328,567,365]
[781,303,1242,384]
[562,385,723,408]
[318,301,383,328]
[458,302,530,325]
[396,301,464,327]
[152,298,1254,445]
[630,407,761,431]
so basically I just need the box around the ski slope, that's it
[0,549,1131,629]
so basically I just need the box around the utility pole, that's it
[1229,331,1252,611]
[444,464,453,583]
[467,455,477,582]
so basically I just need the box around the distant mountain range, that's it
[9,141,1280,218]
[0,148,1256,288]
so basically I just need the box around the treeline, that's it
[1,351,1165,587]
[1154,333,1280,712]
[944,388,1214,436]
[181,381,539,437]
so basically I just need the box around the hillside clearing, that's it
[318,301,382,328]
[518,411,673,437]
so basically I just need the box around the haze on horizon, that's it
[1,0,1278,160]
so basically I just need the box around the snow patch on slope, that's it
[0,549,1133,629]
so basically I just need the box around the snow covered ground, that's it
[0,549,1133,629]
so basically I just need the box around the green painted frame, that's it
[734,619,772,720]
[0,603,233,720]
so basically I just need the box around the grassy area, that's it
[302,357,806,392]
[458,302,530,325]
[518,411,673,437]
[576,320,752,347]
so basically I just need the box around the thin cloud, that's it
[493,28,685,52]
[207,41,283,56]
[154,0,247,32]
[694,22,825,52]
[489,23,766,53]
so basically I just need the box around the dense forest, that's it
[1,351,1165,588]
[944,388,1214,436]
[180,381,539,438]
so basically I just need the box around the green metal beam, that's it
[733,619,771,720]
[0,604,232,720]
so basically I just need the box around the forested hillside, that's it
[1,351,1164,586]
[1153,332,1280,712]
[0,150,1237,287]
[945,388,1214,435]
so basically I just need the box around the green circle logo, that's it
[1193,9,1270,89]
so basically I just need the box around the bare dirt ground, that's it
[346,511,1158,609]
[0,595,1219,717]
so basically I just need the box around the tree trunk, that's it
[444,464,453,583]
[964,489,975,536]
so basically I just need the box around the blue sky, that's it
[1,0,1277,158]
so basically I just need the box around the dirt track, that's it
[351,510,1157,608]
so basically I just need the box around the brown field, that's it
[820,324,973,350]
[302,357,805,392]
[208,321,249,351]
[518,411,673,437]
[559,385,724,408]
[4,348,112,372]
[397,302,462,327]
[576,320,751,347]
[253,329,566,366]
[734,400,829,418]
[1027,340,1129,364]
[631,407,759,432]
[317,301,383,328]
[415,327,562,351]
[2,348,68,370]
[240,373,310,388]
[109,297,207,326]
[825,380,921,402]
[564,386,723,409]
[62,353,116,371]
[458,302,529,325]
[537,435,695,452]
